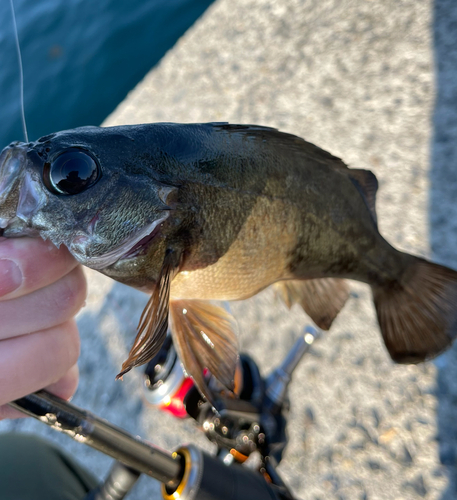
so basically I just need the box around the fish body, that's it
[1,123,456,402]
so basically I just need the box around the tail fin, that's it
[372,257,457,363]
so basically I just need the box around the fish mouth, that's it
[69,214,169,270]
[0,144,27,208]
[0,144,26,191]
[0,144,41,236]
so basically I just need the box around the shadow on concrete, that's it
[431,0,457,498]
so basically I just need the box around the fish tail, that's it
[372,256,457,363]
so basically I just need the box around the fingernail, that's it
[0,259,23,296]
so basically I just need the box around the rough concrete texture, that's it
[2,0,457,499]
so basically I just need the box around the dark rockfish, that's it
[0,123,456,402]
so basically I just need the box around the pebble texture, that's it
[2,0,457,499]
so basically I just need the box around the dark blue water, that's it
[0,0,214,147]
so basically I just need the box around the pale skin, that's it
[0,237,86,419]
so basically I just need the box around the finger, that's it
[0,364,79,420]
[0,237,78,300]
[0,319,80,408]
[0,405,28,419]
[0,266,87,340]
[45,363,79,401]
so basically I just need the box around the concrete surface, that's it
[2,0,457,499]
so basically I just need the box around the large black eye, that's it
[44,148,101,195]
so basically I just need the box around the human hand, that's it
[0,237,86,419]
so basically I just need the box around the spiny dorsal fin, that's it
[213,124,348,168]
[348,169,379,225]
[169,299,239,405]
[274,278,350,330]
[116,250,178,379]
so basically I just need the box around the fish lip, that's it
[0,144,27,205]
[17,170,47,222]
[0,143,36,235]
[69,214,169,270]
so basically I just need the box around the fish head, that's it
[0,126,174,272]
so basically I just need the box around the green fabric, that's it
[0,433,99,500]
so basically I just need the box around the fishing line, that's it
[9,0,29,143]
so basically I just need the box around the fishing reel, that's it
[10,326,321,500]
[143,326,321,483]
[143,336,271,461]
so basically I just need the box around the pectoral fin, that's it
[116,250,178,379]
[169,299,239,404]
[274,278,350,330]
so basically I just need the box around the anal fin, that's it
[274,278,350,330]
[169,299,239,405]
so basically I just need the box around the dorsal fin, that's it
[213,124,348,168]
[348,169,379,224]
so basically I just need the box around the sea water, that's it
[0,0,214,145]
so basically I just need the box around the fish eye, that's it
[43,148,101,195]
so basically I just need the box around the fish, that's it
[1,122,456,404]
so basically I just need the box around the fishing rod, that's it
[9,326,321,500]
[10,391,285,500]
